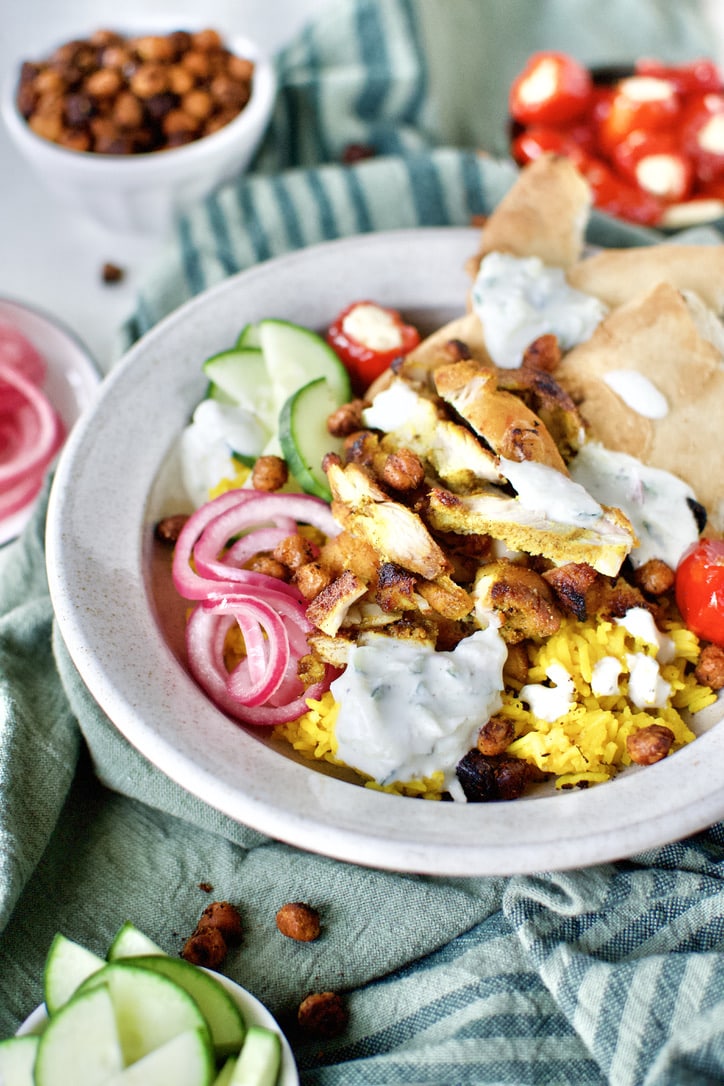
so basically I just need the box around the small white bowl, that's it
[16,969,299,1085]
[0,297,99,545]
[1,29,276,235]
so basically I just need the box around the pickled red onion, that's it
[174,489,341,725]
[0,361,64,525]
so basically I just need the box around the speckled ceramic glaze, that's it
[17,970,299,1084]
[45,229,724,876]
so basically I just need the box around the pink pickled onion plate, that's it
[173,488,342,725]
[0,359,64,524]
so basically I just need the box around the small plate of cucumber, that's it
[3,922,297,1086]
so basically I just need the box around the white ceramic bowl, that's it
[45,228,724,877]
[16,970,299,1085]
[1,27,276,235]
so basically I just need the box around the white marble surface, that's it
[1,1,723,375]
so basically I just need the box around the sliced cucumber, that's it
[122,955,245,1059]
[43,932,105,1015]
[34,984,123,1086]
[213,1057,237,1085]
[102,1027,215,1086]
[228,1026,281,1086]
[77,962,209,1067]
[203,348,276,433]
[0,1034,39,1086]
[107,921,165,961]
[236,322,262,349]
[258,319,351,416]
[278,377,344,501]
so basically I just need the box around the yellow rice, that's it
[276,614,716,799]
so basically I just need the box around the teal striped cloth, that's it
[3,1,724,1083]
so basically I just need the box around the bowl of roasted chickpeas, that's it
[1,23,276,234]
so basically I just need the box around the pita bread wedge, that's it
[467,154,592,275]
[567,244,724,314]
[555,281,724,529]
[396,311,492,387]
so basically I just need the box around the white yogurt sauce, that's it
[179,399,268,507]
[616,607,675,664]
[498,456,603,527]
[626,652,672,709]
[590,656,623,697]
[331,626,508,793]
[602,370,669,419]
[519,662,576,722]
[472,251,607,369]
[570,443,700,569]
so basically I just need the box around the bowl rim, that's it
[1,29,276,176]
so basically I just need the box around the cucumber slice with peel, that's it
[259,319,351,416]
[203,348,276,433]
[101,1027,214,1086]
[121,955,246,1059]
[213,1057,237,1086]
[236,322,262,349]
[0,1035,39,1086]
[228,1025,281,1086]
[107,920,165,961]
[278,377,344,501]
[77,962,209,1067]
[33,985,123,1086]
[43,932,106,1015]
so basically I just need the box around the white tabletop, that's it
[0,0,330,375]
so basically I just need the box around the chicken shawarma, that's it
[169,154,723,804]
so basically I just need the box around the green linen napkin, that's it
[3,1,724,1083]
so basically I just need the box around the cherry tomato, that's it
[682,93,724,182]
[509,51,593,127]
[576,152,664,225]
[634,57,722,96]
[676,538,724,645]
[511,125,588,166]
[611,130,694,202]
[597,76,681,154]
[326,301,421,392]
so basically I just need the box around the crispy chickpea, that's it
[226,54,255,83]
[29,110,63,141]
[633,558,675,597]
[273,534,316,571]
[276,902,321,942]
[154,513,189,544]
[84,67,123,99]
[101,44,133,71]
[162,108,199,137]
[181,926,227,969]
[293,562,333,600]
[89,29,124,48]
[34,67,66,97]
[327,399,368,437]
[251,455,289,493]
[381,448,425,491]
[477,715,515,756]
[246,555,289,581]
[209,73,249,109]
[192,28,224,52]
[182,88,214,120]
[298,992,348,1038]
[203,106,240,135]
[129,62,169,99]
[181,49,211,80]
[167,64,196,96]
[626,724,675,766]
[695,643,724,690]
[132,35,177,63]
[112,91,144,129]
[57,128,92,152]
[196,900,243,943]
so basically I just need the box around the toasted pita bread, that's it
[567,244,724,314]
[396,312,492,387]
[555,281,724,529]
[467,154,592,275]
